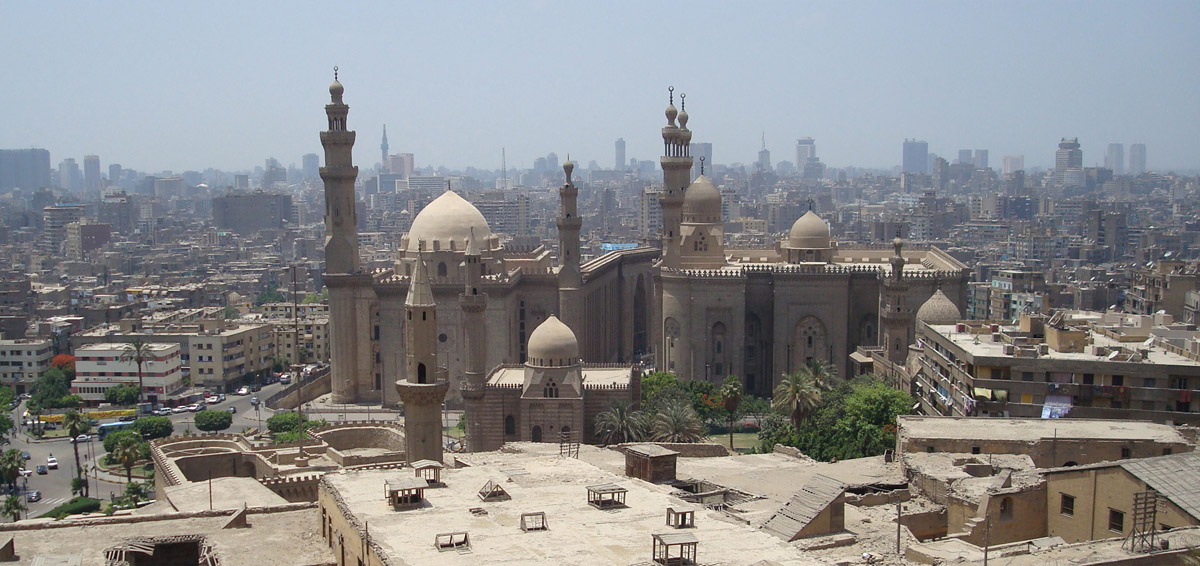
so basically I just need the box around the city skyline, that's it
[2,1,1198,174]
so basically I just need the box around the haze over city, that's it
[4,0,1199,172]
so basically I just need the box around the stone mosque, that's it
[318,76,969,451]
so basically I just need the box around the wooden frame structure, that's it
[434,531,471,553]
[652,532,698,565]
[478,480,511,502]
[519,512,549,532]
[666,507,695,528]
[412,459,444,485]
[385,475,428,509]
[586,483,628,510]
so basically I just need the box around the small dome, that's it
[665,103,678,125]
[329,79,344,98]
[682,175,721,223]
[916,289,961,325]
[563,159,574,181]
[405,190,494,252]
[678,109,689,129]
[788,210,831,249]
[527,315,578,366]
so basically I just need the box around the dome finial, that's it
[808,198,815,211]
[700,156,705,176]
[333,65,338,81]
[669,86,674,105]
[680,92,685,111]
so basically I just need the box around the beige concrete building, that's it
[0,337,53,394]
[72,342,185,405]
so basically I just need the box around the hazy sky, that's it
[3,1,1198,174]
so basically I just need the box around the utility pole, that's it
[983,517,991,566]
[896,502,903,554]
[293,264,304,459]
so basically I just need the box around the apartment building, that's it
[0,338,53,394]
[1126,260,1200,320]
[72,342,184,406]
[909,311,1200,425]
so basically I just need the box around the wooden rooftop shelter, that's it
[651,531,698,566]
[385,475,428,510]
[586,483,628,510]
[412,459,444,485]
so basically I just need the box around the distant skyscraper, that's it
[974,150,988,170]
[0,148,52,191]
[380,124,389,170]
[108,164,122,187]
[957,149,973,166]
[903,139,929,174]
[58,158,82,192]
[1055,137,1082,185]
[689,142,712,180]
[796,137,816,167]
[302,153,320,179]
[546,152,559,173]
[757,133,771,171]
[1002,155,1024,176]
[1105,143,1124,175]
[615,138,626,171]
[1129,143,1146,175]
[83,155,100,193]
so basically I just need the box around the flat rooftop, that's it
[486,366,631,387]
[323,446,822,566]
[928,323,1200,367]
[899,415,1188,443]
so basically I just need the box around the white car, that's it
[205,395,220,404]
[46,456,57,470]
[172,406,190,414]
[18,468,31,478]
[236,386,251,396]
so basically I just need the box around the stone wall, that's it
[270,372,332,410]
[260,474,323,502]
[899,435,1191,468]
[613,442,732,458]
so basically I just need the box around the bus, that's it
[97,421,134,440]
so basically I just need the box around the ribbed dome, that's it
[405,190,493,252]
[916,289,961,325]
[788,210,831,249]
[527,315,578,366]
[682,175,721,224]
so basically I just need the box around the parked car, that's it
[172,406,189,414]
[19,451,30,461]
[205,396,220,404]
[236,386,250,396]
[18,468,31,478]
[46,455,57,470]
[71,434,91,443]
[118,415,137,422]
[279,374,292,385]
[217,394,227,402]
[26,490,40,503]
[250,397,259,406]
[228,406,237,414]
[250,384,262,392]
[154,408,172,416]
[192,403,206,412]
[35,465,47,475]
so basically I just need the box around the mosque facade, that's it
[319,79,968,448]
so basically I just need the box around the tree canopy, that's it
[759,375,913,461]
[132,416,174,440]
[195,410,232,432]
[104,384,141,406]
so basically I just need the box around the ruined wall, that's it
[318,478,390,566]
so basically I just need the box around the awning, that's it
[973,387,993,401]
[993,389,1009,402]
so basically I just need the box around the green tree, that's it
[831,381,913,459]
[132,416,174,440]
[805,359,838,389]
[266,411,301,434]
[123,481,149,506]
[773,370,823,430]
[102,430,142,454]
[113,434,143,483]
[719,376,744,449]
[739,396,772,427]
[104,384,141,406]
[650,400,706,443]
[194,410,232,432]
[25,399,42,435]
[640,371,678,406]
[71,477,86,497]
[222,305,239,319]
[593,402,647,444]
[302,290,327,304]
[0,449,22,494]
[119,338,153,406]
[0,413,13,439]
[0,385,14,409]
[62,410,92,497]
[254,284,285,306]
[756,413,799,453]
[32,367,72,408]
[2,495,26,522]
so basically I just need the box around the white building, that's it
[0,338,54,394]
[72,342,184,406]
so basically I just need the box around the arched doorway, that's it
[710,322,727,382]
[791,316,827,373]
[664,317,681,373]
[744,314,764,395]
[632,276,648,356]
[531,425,543,442]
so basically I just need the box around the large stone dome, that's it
[682,175,721,224]
[916,289,961,325]
[526,315,579,367]
[788,210,831,249]
[405,190,493,252]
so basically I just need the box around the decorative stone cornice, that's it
[395,381,449,406]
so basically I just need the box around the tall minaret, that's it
[396,248,449,463]
[460,229,488,451]
[380,124,389,171]
[320,68,360,274]
[557,158,584,350]
[321,68,369,405]
[659,88,693,269]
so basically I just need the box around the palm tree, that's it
[719,376,744,450]
[25,399,41,436]
[650,400,706,443]
[2,495,25,522]
[593,402,647,444]
[62,410,91,497]
[120,338,152,406]
[805,359,838,390]
[0,449,22,494]
[113,435,142,483]
[773,370,823,430]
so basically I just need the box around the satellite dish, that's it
[1108,350,1121,360]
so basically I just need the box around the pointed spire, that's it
[382,124,388,144]
[465,227,481,257]
[406,245,435,306]
[761,132,766,151]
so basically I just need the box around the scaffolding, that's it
[1124,490,1161,553]
[560,430,581,458]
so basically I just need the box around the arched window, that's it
[544,380,558,398]
[437,262,447,277]
[417,363,427,384]
[999,497,1013,521]
[561,425,571,434]
[531,425,543,442]
[504,415,515,435]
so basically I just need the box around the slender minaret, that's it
[321,68,359,274]
[320,68,368,405]
[460,229,488,451]
[659,88,693,269]
[396,247,448,463]
[557,158,585,351]
[380,124,389,171]
[879,238,913,364]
